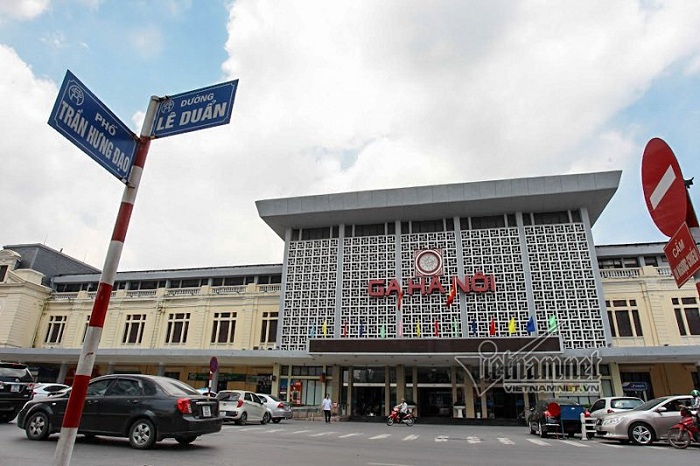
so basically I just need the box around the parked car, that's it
[588,396,644,419]
[217,390,269,425]
[32,383,70,400]
[595,395,692,445]
[0,361,35,423]
[257,393,292,423]
[17,374,222,449]
[528,398,585,438]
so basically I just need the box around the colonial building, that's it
[1,170,699,421]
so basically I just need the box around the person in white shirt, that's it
[322,394,333,423]
[397,398,408,421]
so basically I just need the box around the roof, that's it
[256,171,622,239]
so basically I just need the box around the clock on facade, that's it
[414,249,443,276]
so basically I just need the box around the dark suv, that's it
[0,362,34,422]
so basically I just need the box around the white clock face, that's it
[415,250,443,276]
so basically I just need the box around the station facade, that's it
[2,170,700,420]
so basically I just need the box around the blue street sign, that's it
[48,70,138,183]
[151,80,238,138]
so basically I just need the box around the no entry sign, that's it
[641,138,689,237]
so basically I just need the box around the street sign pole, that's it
[51,96,160,466]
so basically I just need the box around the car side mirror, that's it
[655,406,667,413]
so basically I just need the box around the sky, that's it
[1,0,700,272]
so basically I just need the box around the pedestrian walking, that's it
[322,393,333,423]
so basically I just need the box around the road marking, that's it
[402,434,419,441]
[527,439,550,446]
[369,434,391,440]
[648,446,666,450]
[599,442,624,448]
[435,435,448,442]
[497,437,514,445]
[466,436,481,444]
[310,431,337,437]
[287,430,311,435]
[264,429,284,433]
[560,440,589,448]
[338,433,362,438]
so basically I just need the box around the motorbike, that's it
[667,407,700,449]
[387,407,415,426]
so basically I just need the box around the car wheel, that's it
[237,412,248,426]
[629,422,654,446]
[538,421,548,438]
[529,421,536,435]
[25,411,50,440]
[128,418,157,450]
[261,412,271,425]
[175,435,197,445]
[272,418,282,424]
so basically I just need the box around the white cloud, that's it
[3,1,700,270]
[128,24,164,59]
[0,0,50,21]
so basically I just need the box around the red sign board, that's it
[641,138,688,237]
[663,223,700,288]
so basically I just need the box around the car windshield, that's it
[217,391,240,401]
[632,397,671,411]
[0,364,31,379]
[611,398,644,409]
[156,378,200,396]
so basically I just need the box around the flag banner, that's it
[342,321,347,337]
[359,321,365,337]
[445,277,456,307]
[381,323,386,338]
[548,314,558,332]
[416,322,421,337]
[397,289,403,310]
[489,318,496,336]
[398,318,403,337]
[453,319,459,337]
[310,325,316,338]
[508,317,516,335]
[434,320,440,337]
[322,320,328,336]
[470,319,477,336]
[526,316,536,334]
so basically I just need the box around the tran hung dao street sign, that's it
[151,80,238,138]
[48,70,138,183]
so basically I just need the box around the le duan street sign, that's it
[48,70,138,183]
[151,80,238,138]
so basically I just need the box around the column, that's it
[57,363,68,384]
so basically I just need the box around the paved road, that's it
[1,419,695,465]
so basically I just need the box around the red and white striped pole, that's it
[52,96,160,466]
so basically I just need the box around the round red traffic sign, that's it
[641,138,688,237]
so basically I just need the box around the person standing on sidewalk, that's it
[322,394,333,423]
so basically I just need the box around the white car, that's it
[31,383,70,400]
[216,390,269,425]
[588,396,643,419]
[256,393,293,423]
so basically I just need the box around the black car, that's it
[0,361,34,423]
[527,398,586,438]
[17,374,222,449]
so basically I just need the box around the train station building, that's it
[2,170,700,420]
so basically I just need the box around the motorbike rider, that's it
[691,389,700,426]
[396,398,408,421]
